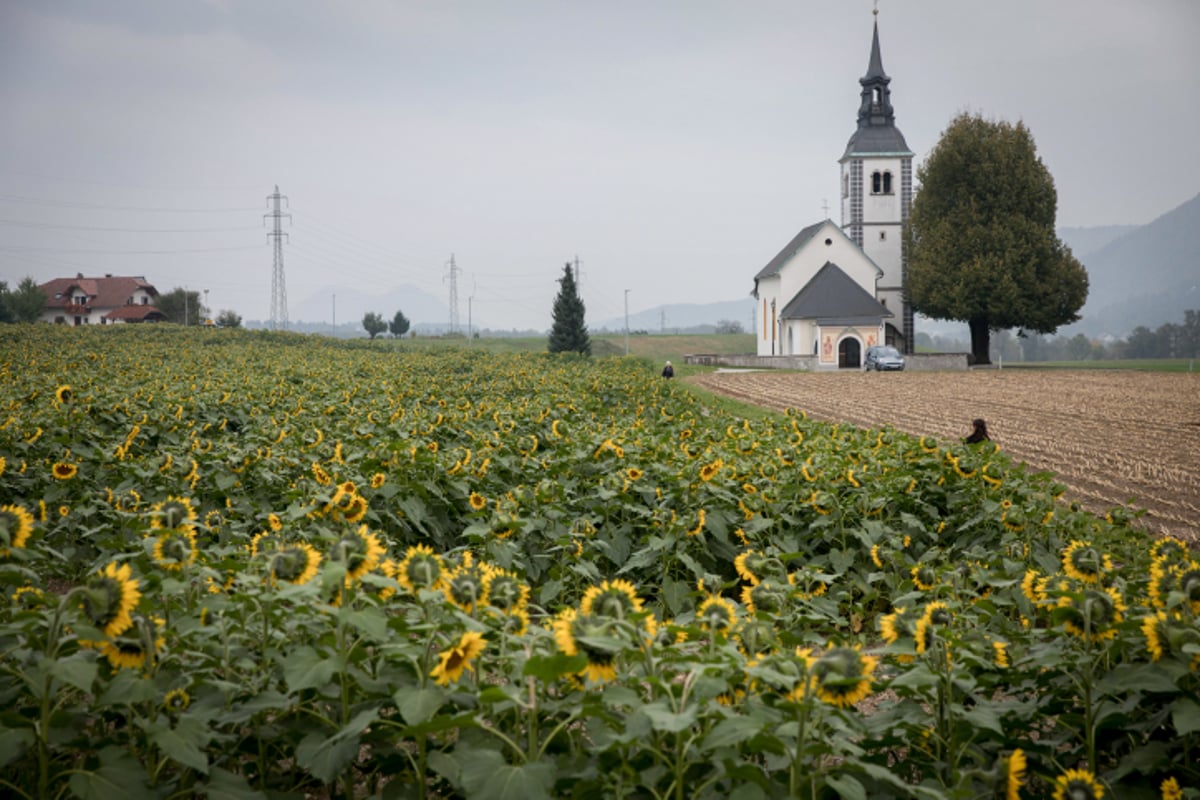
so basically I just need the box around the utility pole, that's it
[660,309,666,334]
[265,185,291,331]
[203,289,209,324]
[332,293,336,337]
[445,254,461,334]
[624,289,630,355]
[184,288,189,327]
[572,255,582,290]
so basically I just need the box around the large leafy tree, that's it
[157,288,207,326]
[216,309,243,328]
[1,277,46,323]
[389,310,410,338]
[362,311,387,340]
[906,113,1088,364]
[548,262,590,355]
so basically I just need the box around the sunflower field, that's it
[0,324,1196,800]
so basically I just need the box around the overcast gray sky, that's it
[2,0,1197,330]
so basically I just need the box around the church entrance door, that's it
[838,338,861,368]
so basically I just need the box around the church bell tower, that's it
[839,11,914,353]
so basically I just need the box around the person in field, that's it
[661,361,674,379]
[964,418,990,444]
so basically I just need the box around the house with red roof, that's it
[38,274,166,325]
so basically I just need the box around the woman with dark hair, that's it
[964,418,990,444]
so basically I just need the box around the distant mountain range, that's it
[1057,193,1200,338]
[284,194,1199,339]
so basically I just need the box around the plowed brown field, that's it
[689,369,1200,543]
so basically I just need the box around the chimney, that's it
[104,273,113,278]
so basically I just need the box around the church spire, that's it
[843,11,910,157]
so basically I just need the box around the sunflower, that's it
[468,492,487,511]
[51,462,78,480]
[12,586,48,609]
[697,595,738,633]
[911,565,937,591]
[879,607,909,645]
[267,513,283,532]
[340,494,368,524]
[580,579,643,620]
[311,462,332,486]
[269,544,323,586]
[80,562,142,638]
[330,525,385,582]
[150,496,198,531]
[0,503,35,554]
[553,608,620,683]
[1150,537,1187,564]
[483,568,530,613]
[1052,768,1104,800]
[152,527,198,571]
[1142,612,1168,661]
[429,630,487,686]
[742,581,787,615]
[164,688,190,713]
[1021,570,1046,604]
[443,564,489,613]
[993,641,1010,668]
[626,467,643,481]
[55,385,73,404]
[1005,749,1026,800]
[1161,777,1182,800]
[1058,586,1125,643]
[812,644,876,708]
[370,472,386,489]
[1062,540,1111,585]
[870,544,884,569]
[101,615,165,671]
[686,509,707,537]
[699,459,723,482]
[735,550,766,584]
[397,544,446,593]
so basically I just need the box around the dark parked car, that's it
[864,345,905,371]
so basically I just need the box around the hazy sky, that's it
[2,1,1197,330]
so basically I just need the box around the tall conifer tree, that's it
[548,263,590,355]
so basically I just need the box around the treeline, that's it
[917,309,1200,362]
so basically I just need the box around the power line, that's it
[0,194,259,213]
[0,219,262,233]
[0,244,262,255]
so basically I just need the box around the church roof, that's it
[779,261,892,321]
[754,220,828,281]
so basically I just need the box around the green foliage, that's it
[362,311,387,339]
[215,309,242,329]
[389,310,410,338]
[0,325,1196,799]
[156,288,207,326]
[547,263,590,355]
[0,276,47,323]
[907,112,1089,364]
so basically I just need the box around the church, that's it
[753,15,914,366]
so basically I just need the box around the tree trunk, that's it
[969,318,991,365]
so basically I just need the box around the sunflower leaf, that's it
[282,645,339,692]
[394,685,446,725]
[523,652,587,682]
[202,767,269,800]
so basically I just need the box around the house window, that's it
[141,296,148,305]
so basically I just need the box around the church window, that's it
[842,173,849,198]
[879,231,887,241]
[882,171,893,193]
[871,171,881,193]
[824,238,832,246]
[873,87,882,105]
